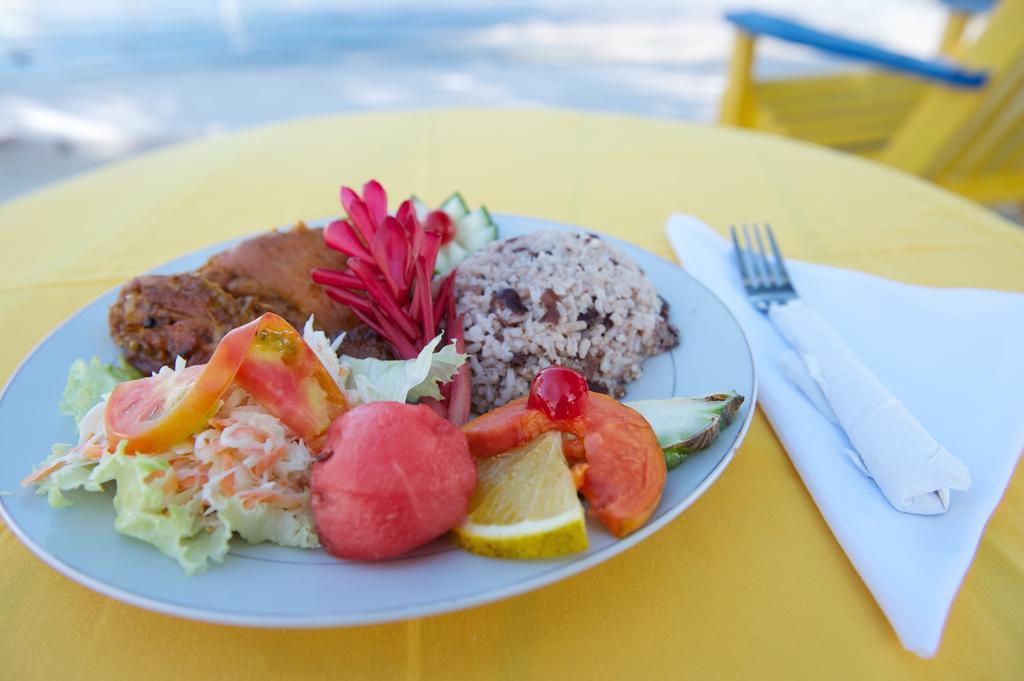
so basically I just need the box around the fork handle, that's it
[767,300,970,514]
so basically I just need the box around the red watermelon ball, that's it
[311,402,477,561]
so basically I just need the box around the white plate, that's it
[0,214,756,627]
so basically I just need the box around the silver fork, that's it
[726,220,967,515]
[730,222,797,312]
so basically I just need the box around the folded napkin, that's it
[665,215,1024,657]
[770,301,972,514]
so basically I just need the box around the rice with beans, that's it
[455,230,679,414]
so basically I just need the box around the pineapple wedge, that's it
[625,392,745,470]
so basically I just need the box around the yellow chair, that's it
[719,0,1024,204]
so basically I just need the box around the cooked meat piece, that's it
[577,307,600,327]
[490,288,528,316]
[109,223,361,374]
[539,288,560,325]
[654,297,680,352]
[200,223,354,334]
[109,273,251,375]
[654,318,680,352]
[337,324,395,360]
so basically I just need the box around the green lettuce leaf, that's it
[60,357,141,423]
[406,341,468,401]
[37,448,319,574]
[92,453,231,575]
[341,334,467,405]
[33,443,108,508]
[33,355,325,574]
[216,497,320,549]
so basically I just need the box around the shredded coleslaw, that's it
[23,318,467,574]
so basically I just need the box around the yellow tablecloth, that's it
[2,109,1022,680]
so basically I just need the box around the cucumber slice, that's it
[480,205,497,228]
[410,195,431,222]
[435,242,469,275]
[456,207,499,252]
[409,191,496,273]
[440,192,470,221]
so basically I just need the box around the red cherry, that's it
[423,210,456,245]
[527,367,589,420]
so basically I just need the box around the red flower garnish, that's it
[312,180,471,425]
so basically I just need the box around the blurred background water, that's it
[1,0,949,200]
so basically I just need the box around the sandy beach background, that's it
[1,0,953,201]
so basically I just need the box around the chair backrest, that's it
[883,0,1024,200]
[937,0,996,56]
[937,0,996,12]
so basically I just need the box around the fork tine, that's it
[741,223,765,288]
[764,223,792,287]
[752,223,774,286]
[729,225,751,287]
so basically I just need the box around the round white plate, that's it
[0,214,756,627]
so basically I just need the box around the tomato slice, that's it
[462,393,665,538]
[106,313,347,453]
[102,365,210,453]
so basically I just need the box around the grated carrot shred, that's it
[252,448,286,477]
[219,457,237,496]
[144,469,166,484]
[239,489,303,510]
[176,473,206,490]
[82,444,107,460]
[20,460,65,486]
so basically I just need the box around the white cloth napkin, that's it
[769,301,972,514]
[665,215,1024,657]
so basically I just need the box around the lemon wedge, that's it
[453,431,587,559]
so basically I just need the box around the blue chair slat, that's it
[937,0,996,14]
[725,10,988,88]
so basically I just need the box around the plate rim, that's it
[0,212,758,627]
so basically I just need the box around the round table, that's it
[1,110,1021,680]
